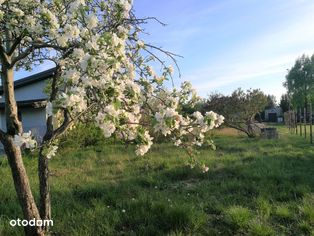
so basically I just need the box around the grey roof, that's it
[0,99,47,109]
[0,68,55,94]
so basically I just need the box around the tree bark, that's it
[38,67,60,232]
[225,122,256,138]
[1,65,44,235]
[304,107,307,138]
[38,147,51,232]
[2,66,22,135]
[3,138,44,236]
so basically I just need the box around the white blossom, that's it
[174,139,182,146]
[46,145,58,159]
[135,131,153,156]
[46,102,53,117]
[137,40,145,48]
[201,164,209,173]
[86,14,98,29]
[13,131,37,149]
[100,121,116,138]
[168,65,174,74]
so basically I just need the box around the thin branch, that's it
[11,43,66,67]
[0,129,6,144]
[7,32,25,56]
[0,43,9,65]
[51,103,97,141]
[128,16,167,27]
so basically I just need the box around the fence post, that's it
[304,107,307,138]
[288,106,291,132]
[310,103,313,144]
[293,111,298,134]
[295,110,298,135]
[300,108,302,136]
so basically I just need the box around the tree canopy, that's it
[284,54,314,109]
[203,88,268,137]
[279,94,292,113]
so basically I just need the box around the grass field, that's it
[1,126,314,235]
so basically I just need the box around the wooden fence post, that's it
[295,110,298,135]
[300,108,302,136]
[310,103,313,144]
[288,106,291,132]
[304,107,307,138]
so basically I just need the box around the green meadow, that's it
[1,126,314,235]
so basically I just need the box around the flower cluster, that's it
[13,131,37,149]
[154,108,180,136]
[135,131,153,156]
[45,145,58,159]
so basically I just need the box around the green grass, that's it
[0,126,314,235]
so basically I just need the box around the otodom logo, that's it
[9,218,53,227]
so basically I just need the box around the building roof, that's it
[0,99,47,109]
[265,106,282,112]
[0,68,55,95]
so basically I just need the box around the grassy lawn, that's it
[1,126,314,235]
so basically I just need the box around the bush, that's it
[59,122,117,148]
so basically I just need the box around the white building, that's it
[264,106,283,122]
[0,69,55,142]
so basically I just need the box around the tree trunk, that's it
[246,120,257,138]
[38,67,60,232]
[38,148,51,233]
[38,67,61,234]
[304,107,307,138]
[3,138,44,236]
[225,122,256,138]
[1,65,44,235]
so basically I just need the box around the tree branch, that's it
[7,32,25,56]
[0,128,6,144]
[0,44,9,65]
[50,103,97,141]
[10,43,66,67]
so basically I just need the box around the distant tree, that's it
[265,95,277,109]
[284,54,314,111]
[280,94,292,113]
[204,88,268,137]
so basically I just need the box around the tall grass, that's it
[0,126,314,235]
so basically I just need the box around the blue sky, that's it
[133,0,314,101]
[16,0,314,102]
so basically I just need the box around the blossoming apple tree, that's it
[0,0,223,235]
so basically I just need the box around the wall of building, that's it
[0,77,49,153]
[0,107,47,151]
[21,107,47,141]
[0,80,48,103]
